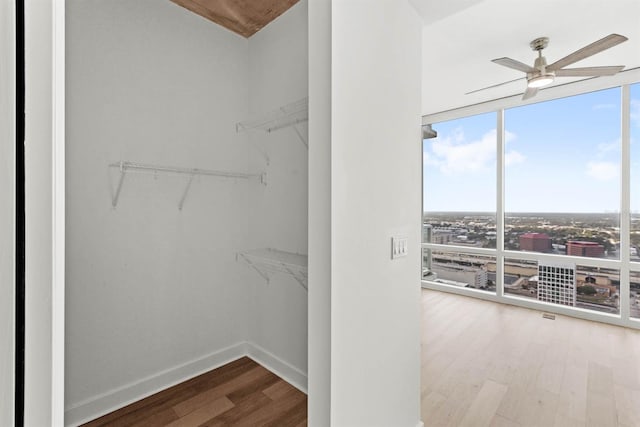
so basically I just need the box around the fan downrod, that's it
[530,37,549,52]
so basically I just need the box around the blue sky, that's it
[423,84,640,213]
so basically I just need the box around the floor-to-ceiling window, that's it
[630,82,640,319]
[423,82,640,328]
[422,112,497,293]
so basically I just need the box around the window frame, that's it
[422,69,640,329]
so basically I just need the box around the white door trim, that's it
[24,0,65,425]
[0,0,17,424]
[52,0,66,424]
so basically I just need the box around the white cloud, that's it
[427,129,495,174]
[596,138,620,157]
[586,161,619,181]
[423,151,435,166]
[632,99,640,127]
[425,128,524,175]
[505,150,525,166]
[593,103,617,111]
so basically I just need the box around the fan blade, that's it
[547,34,628,71]
[522,86,538,100]
[465,77,525,95]
[554,65,625,77]
[492,57,536,73]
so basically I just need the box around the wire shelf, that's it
[236,98,308,134]
[108,161,266,209]
[237,248,308,290]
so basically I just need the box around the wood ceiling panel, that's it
[170,0,300,38]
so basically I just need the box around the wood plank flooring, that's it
[81,357,307,427]
[421,289,640,427]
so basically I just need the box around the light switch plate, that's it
[391,236,408,259]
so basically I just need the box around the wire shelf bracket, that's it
[109,161,266,209]
[237,248,308,290]
[236,98,309,154]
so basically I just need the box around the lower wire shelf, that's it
[237,248,308,290]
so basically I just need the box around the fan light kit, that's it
[527,73,554,88]
[468,34,628,100]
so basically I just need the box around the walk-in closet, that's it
[64,1,309,424]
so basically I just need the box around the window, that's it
[631,270,640,319]
[505,89,621,260]
[423,113,497,249]
[631,82,640,318]
[423,83,639,326]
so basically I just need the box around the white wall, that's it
[308,0,332,424]
[246,0,309,388]
[0,1,15,424]
[330,1,423,426]
[65,0,251,422]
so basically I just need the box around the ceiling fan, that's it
[469,33,628,100]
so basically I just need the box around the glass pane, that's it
[633,83,640,320]
[504,257,619,314]
[631,270,640,319]
[422,247,433,280]
[631,83,640,262]
[575,266,619,314]
[423,113,497,249]
[504,88,621,259]
[503,258,539,300]
[424,250,495,293]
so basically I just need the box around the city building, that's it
[519,232,552,252]
[432,262,488,289]
[537,262,576,306]
[432,229,455,245]
[567,241,605,258]
[423,224,456,245]
[578,274,617,297]
[423,224,432,243]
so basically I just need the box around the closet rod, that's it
[109,161,266,209]
[109,161,262,180]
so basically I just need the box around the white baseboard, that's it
[416,421,425,427]
[64,341,309,426]
[245,342,308,393]
[64,342,247,427]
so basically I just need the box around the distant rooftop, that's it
[521,232,550,239]
[433,278,468,288]
[568,241,602,247]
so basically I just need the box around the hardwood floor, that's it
[81,357,307,427]
[421,289,640,427]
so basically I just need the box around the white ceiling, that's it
[411,0,640,115]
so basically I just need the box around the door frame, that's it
[22,0,65,425]
[1,0,18,424]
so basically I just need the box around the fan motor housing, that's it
[530,37,549,51]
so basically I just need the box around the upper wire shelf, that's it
[236,98,309,156]
[109,161,266,210]
[236,98,308,134]
[237,248,308,290]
